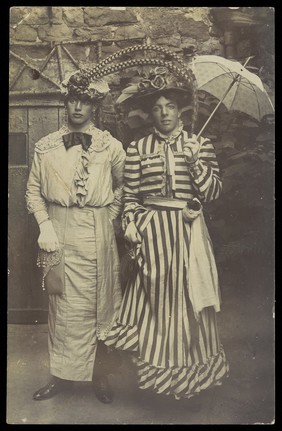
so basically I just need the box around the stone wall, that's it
[10,7,223,56]
[10,6,274,91]
[9,6,274,143]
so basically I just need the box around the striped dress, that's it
[105,128,229,399]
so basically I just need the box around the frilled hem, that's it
[104,321,229,399]
[97,320,120,341]
[135,347,229,400]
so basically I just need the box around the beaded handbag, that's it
[37,247,64,295]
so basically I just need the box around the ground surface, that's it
[6,266,275,425]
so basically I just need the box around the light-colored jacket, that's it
[26,123,125,220]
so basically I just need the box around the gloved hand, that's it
[182,198,202,222]
[124,221,142,244]
[38,220,60,252]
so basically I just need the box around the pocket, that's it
[140,154,164,184]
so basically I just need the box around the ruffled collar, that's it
[69,123,115,207]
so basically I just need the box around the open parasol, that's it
[191,55,274,139]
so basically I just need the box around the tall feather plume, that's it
[80,44,198,133]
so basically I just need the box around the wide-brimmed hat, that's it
[78,44,198,132]
[60,70,109,101]
[115,66,192,109]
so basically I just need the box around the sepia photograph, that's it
[7,6,275,425]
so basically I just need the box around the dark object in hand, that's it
[120,248,138,293]
[187,199,202,211]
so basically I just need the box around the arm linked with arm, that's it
[107,140,126,220]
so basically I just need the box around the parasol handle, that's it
[196,56,253,141]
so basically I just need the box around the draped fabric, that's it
[188,212,221,319]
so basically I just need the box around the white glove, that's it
[182,198,202,222]
[38,220,60,252]
[124,221,142,244]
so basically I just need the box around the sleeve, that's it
[107,140,126,220]
[122,140,147,229]
[25,151,49,225]
[188,136,222,203]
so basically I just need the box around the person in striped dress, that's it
[105,66,229,400]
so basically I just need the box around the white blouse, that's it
[26,123,126,222]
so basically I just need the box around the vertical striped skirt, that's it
[105,208,229,399]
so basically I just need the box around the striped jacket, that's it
[123,130,222,225]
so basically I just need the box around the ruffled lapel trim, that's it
[73,124,113,207]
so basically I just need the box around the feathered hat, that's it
[64,44,198,132]
[60,70,110,101]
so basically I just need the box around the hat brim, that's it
[137,86,190,99]
[116,85,192,106]
[134,87,192,113]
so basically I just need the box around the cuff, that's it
[187,159,205,177]
[124,211,135,225]
[107,204,120,221]
[33,210,50,225]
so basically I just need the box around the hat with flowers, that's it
[63,45,198,132]
[60,70,110,101]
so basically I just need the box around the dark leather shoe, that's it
[93,376,113,404]
[33,377,71,401]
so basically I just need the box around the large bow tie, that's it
[62,132,92,151]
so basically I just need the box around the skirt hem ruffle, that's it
[105,321,229,399]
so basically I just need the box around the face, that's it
[66,96,95,130]
[151,96,181,135]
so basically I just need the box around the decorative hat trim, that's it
[60,70,109,101]
[60,44,198,133]
[115,66,192,105]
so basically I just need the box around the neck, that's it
[67,121,93,133]
[162,128,179,137]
